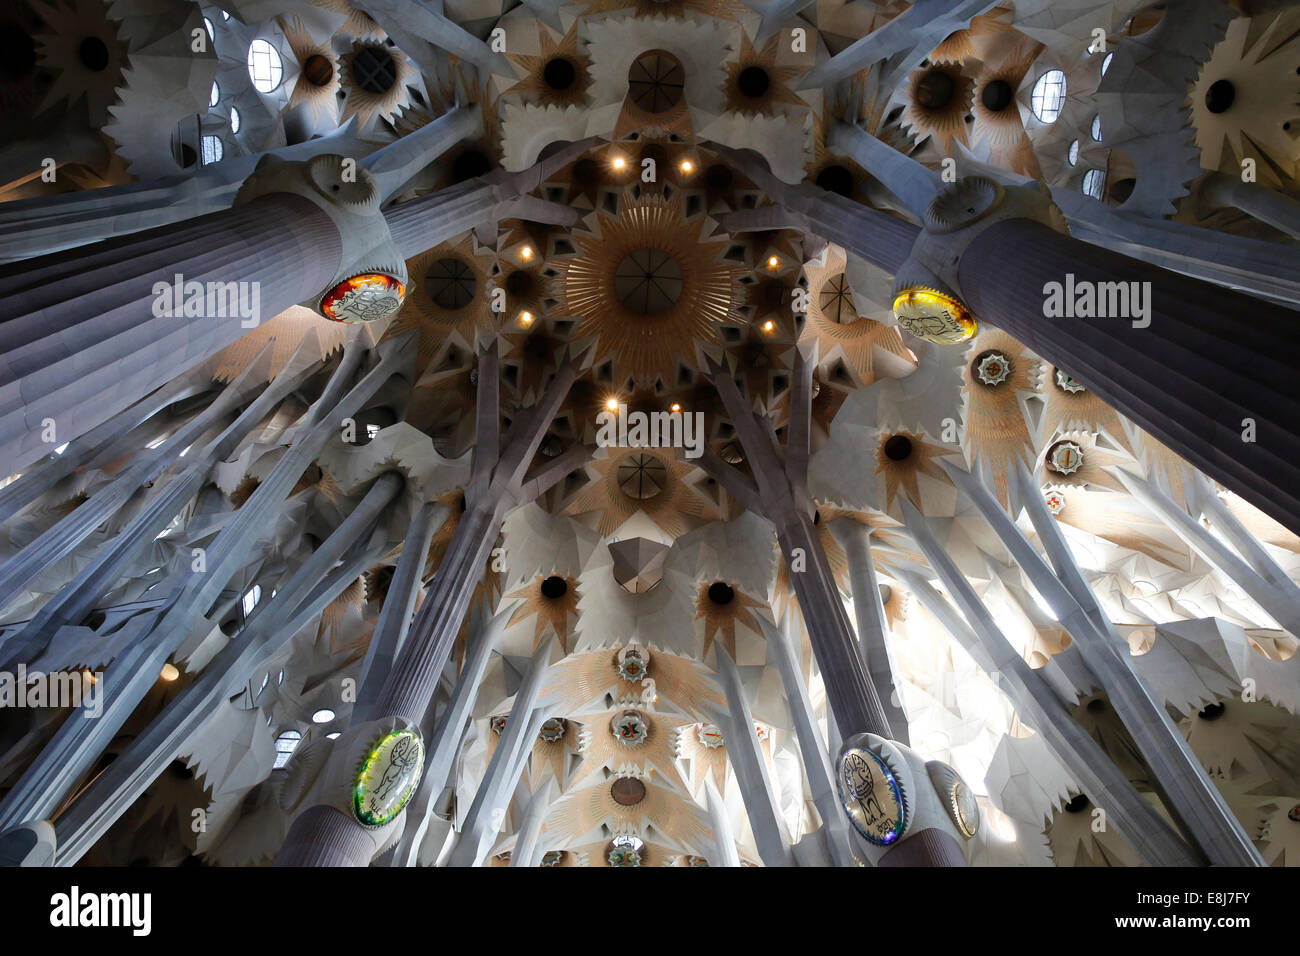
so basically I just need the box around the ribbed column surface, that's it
[276,806,376,868]
[959,218,1300,537]
[0,193,342,473]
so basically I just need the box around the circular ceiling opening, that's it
[504,269,535,298]
[540,575,568,599]
[628,50,684,113]
[980,79,1014,112]
[737,65,770,98]
[452,149,491,182]
[425,258,475,309]
[1064,794,1090,814]
[78,36,109,72]
[915,69,956,110]
[0,25,36,79]
[1204,78,1235,114]
[303,53,334,87]
[614,249,683,314]
[1198,701,1226,721]
[617,453,667,500]
[707,581,735,605]
[543,57,576,90]
[883,435,913,461]
[351,46,396,94]
[819,274,855,323]
[611,777,647,806]
[815,164,854,197]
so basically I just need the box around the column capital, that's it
[235,154,408,323]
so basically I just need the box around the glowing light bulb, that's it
[762,320,775,333]
[767,255,779,268]
[612,156,627,171]
[679,159,694,174]
[605,397,619,411]
[670,403,681,412]
[520,245,534,261]
[519,310,534,326]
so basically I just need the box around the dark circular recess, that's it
[883,434,913,461]
[452,149,491,182]
[1198,701,1226,721]
[1064,794,1090,814]
[523,332,552,360]
[628,50,685,113]
[543,57,576,90]
[819,273,855,323]
[611,777,647,806]
[707,581,735,605]
[82,610,107,630]
[613,249,684,315]
[705,163,733,190]
[980,79,1013,112]
[1204,78,1235,114]
[168,759,190,780]
[177,143,197,169]
[815,164,854,197]
[0,25,36,79]
[425,258,475,309]
[915,69,956,110]
[504,269,535,298]
[1086,698,1106,714]
[540,575,568,599]
[737,65,770,98]
[303,53,334,87]
[1108,177,1136,204]
[78,36,109,72]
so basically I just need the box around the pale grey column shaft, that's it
[1119,470,1300,638]
[1,340,326,661]
[711,648,793,867]
[389,603,513,867]
[0,194,343,474]
[704,777,742,867]
[50,477,399,864]
[1203,173,1300,239]
[448,639,553,867]
[0,348,407,830]
[354,501,444,721]
[1188,475,1300,612]
[0,342,283,616]
[953,461,1262,866]
[0,124,371,262]
[797,0,1001,90]
[508,778,555,867]
[832,519,910,743]
[0,367,212,524]
[827,122,938,220]
[898,499,1203,866]
[766,614,857,866]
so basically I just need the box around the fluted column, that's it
[0,194,342,473]
[831,519,910,743]
[710,648,793,867]
[898,499,1203,866]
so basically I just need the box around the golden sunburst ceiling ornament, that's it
[562,193,743,389]
[723,32,807,117]
[559,446,719,538]
[875,430,953,511]
[282,15,340,127]
[32,0,128,124]
[504,22,592,108]
[506,574,581,653]
[309,0,385,41]
[696,580,768,661]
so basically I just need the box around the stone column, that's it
[1201,173,1300,240]
[709,648,793,867]
[947,459,1263,866]
[830,519,910,743]
[898,499,1203,866]
[507,778,555,868]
